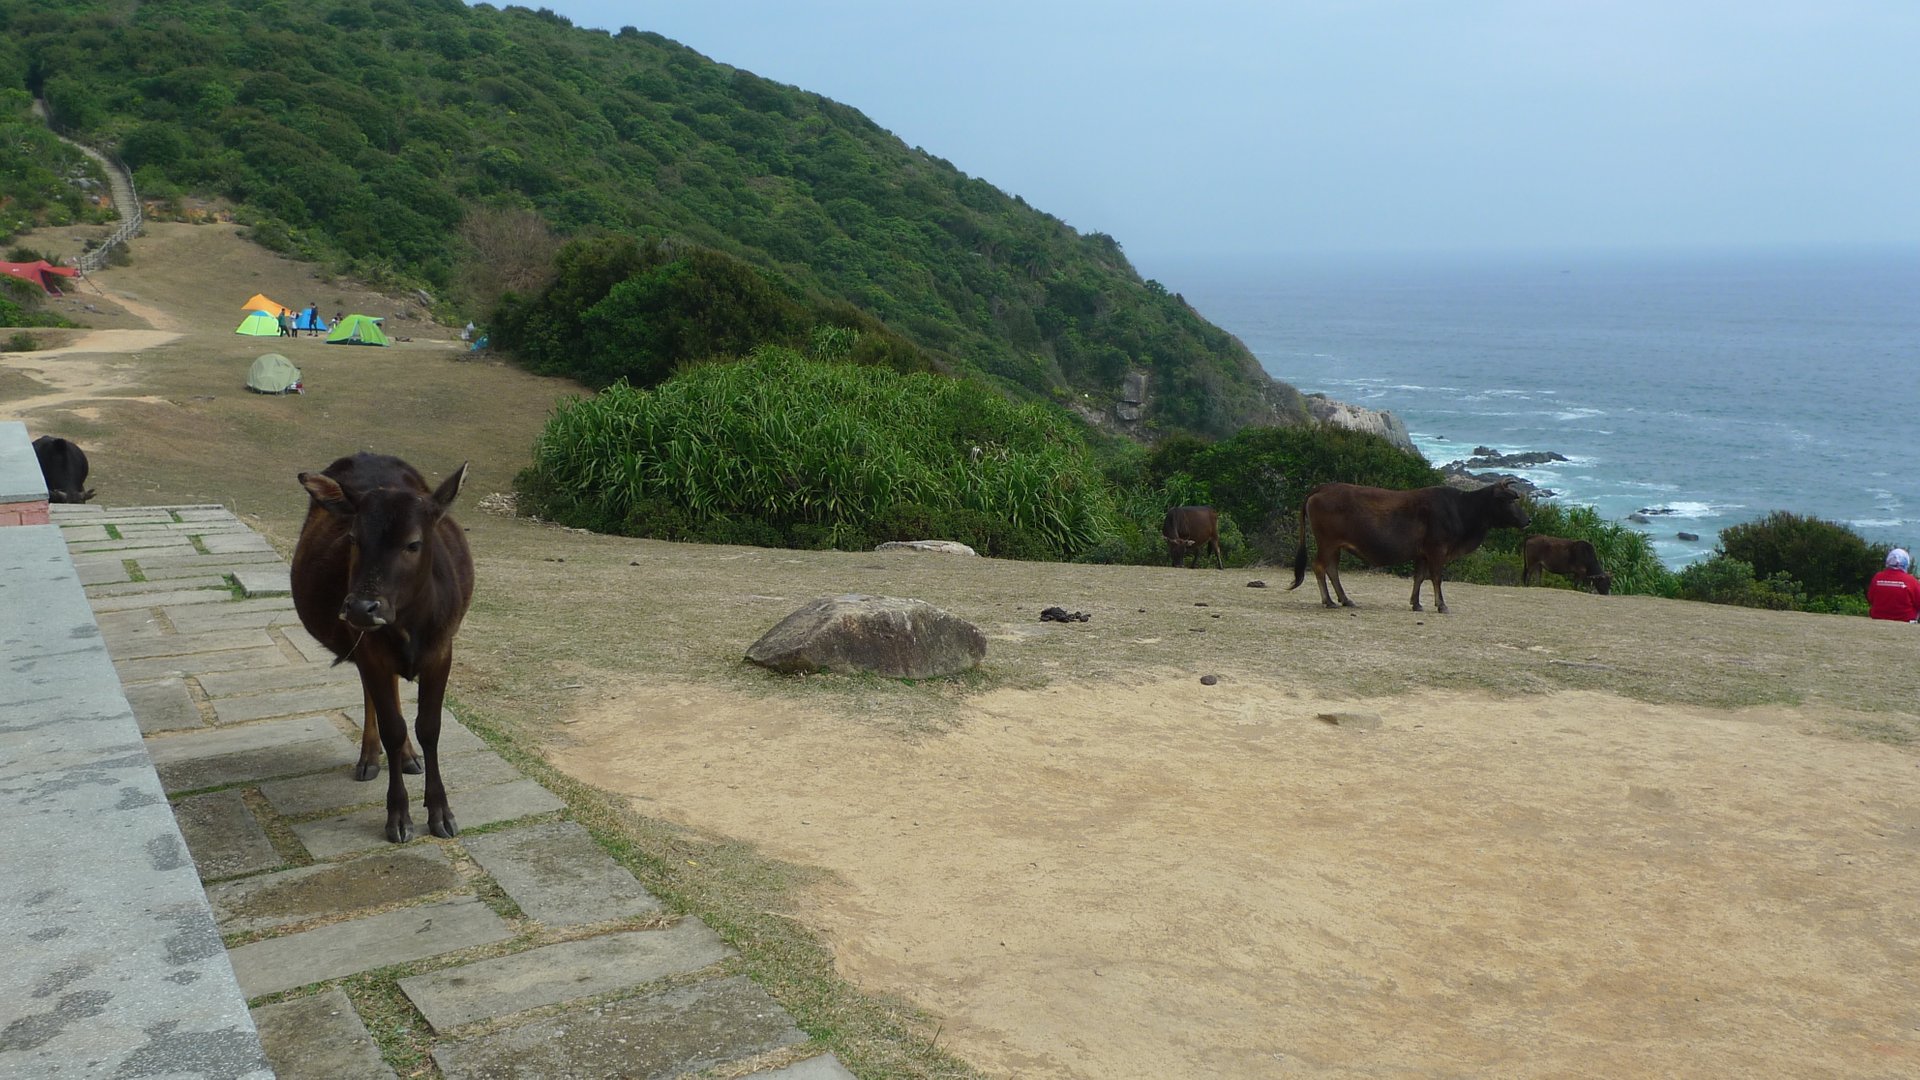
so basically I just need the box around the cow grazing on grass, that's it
[1522,535,1612,594]
[291,453,473,843]
[1163,505,1225,569]
[1289,479,1530,613]
[32,436,95,503]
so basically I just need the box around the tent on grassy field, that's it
[241,293,292,317]
[325,313,388,346]
[235,310,281,337]
[294,308,328,333]
[246,353,302,394]
[2,260,80,295]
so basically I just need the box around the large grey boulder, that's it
[1304,393,1415,452]
[875,540,978,556]
[746,594,986,678]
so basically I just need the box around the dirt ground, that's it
[8,224,1920,1079]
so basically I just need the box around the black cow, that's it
[291,454,474,843]
[1522,535,1612,594]
[32,436,95,503]
[1288,479,1530,613]
[1162,506,1224,569]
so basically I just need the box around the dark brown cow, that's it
[291,453,473,843]
[1288,478,1530,613]
[1162,505,1224,569]
[1522,535,1612,594]
[32,436,95,503]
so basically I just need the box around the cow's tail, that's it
[1288,497,1311,590]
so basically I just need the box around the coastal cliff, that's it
[1304,394,1416,453]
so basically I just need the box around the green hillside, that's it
[0,0,1309,437]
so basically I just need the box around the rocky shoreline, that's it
[1434,445,1706,543]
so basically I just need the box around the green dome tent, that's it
[325,314,388,346]
[235,310,280,337]
[246,353,303,394]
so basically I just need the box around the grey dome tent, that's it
[246,353,303,394]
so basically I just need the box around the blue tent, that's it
[294,309,329,333]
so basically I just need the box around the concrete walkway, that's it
[60,503,854,1079]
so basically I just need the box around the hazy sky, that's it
[540,2,1919,265]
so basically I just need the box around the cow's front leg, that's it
[355,680,422,778]
[416,652,459,839]
[359,669,416,843]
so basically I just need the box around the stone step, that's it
[461,820,662,927]
[399,920,728,1032]
[226,897,513,999]
[251,989,396,1080]
[292,779,564,860]
[145,714,356,793]
[430,976,805,1080]
[175,789,284,881]
[260,749,519,818]
[108,627,277,661]
[125,677,203,734]
[115,646,290,688]
[195,662,360,700]
[208,847,461,936]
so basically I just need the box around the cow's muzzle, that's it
[340,596,389,629]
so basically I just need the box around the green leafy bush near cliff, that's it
[518,348,1119,558]
[1718,511,1888,602]
[1454,502,1674,596]
[0,87,112,244]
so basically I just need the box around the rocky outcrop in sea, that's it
[1304,394,1416,453]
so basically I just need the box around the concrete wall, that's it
[0,420,52,525]
[0,423,270,1077]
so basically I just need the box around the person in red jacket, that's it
[1867,547,1920,621]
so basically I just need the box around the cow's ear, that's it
[432,462,468,510]
[299,472,355,517]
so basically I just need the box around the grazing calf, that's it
[1522,535,1612,594]
[1162,505,1225,569]
[32,436,95,503]
[1289,479,1530,613]
[291,454,473,843]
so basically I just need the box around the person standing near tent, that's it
[304,302,322,337]
[277,308,293,338]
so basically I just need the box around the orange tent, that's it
[1,260,80,295]
[240,293,292,317]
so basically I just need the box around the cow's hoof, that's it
[353,760,381,782]
[1340,600,1358,608]
[428,809,459,839]
[386,816,415,844]
[400,754,424,775]
[1436,605,1450,615]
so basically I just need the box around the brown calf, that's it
[1289,479,1530,613]
[1522,535,1612,594]
[1162,505,1224,569]
[291,453,474,843]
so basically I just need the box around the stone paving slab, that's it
[201,532,278,554]
[751,1055,859,1080]
[431,975,806,1080]
[90,585,233,612]
[236,566,293,597]
[118,520,254,535]
[208,846,461,936]
[400,920,728,1032]
[294,779,565,859]
[251,989,397,1080]
[146,714,357,793]
[210,682,364,725]
[261,749,520,818]
[227,897,513,999]
[165,604,303,636]
[462,820,663,927]
[59,523,111,541]
[116,645,290,687]
[133,551,286,576]
[109,627,277,661]
[65,536,200,556]
[176,789,285,880]
[196,661,360,699]
[87,573,229,597]
[75,557,131,585]
[125,676,204,733]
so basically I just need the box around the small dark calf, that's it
[1521,535,1612,594]
[33,436,95,503]
[1162,506,1224,569]
[291,453,474,843]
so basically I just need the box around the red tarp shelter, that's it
[1,261,80,296]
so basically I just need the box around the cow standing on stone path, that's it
[291,453,474,843]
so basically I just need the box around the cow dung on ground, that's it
[746,594,986,678]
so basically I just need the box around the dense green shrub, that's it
[1675,556,1805,610]
[1718,511,1888,601]
[518,348,1119,559]
[1459,501,1675,596]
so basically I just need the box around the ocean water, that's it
[1155,248,1920,567]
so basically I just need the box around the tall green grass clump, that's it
[519,347,1119,558]
[1456,501,1675,595]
